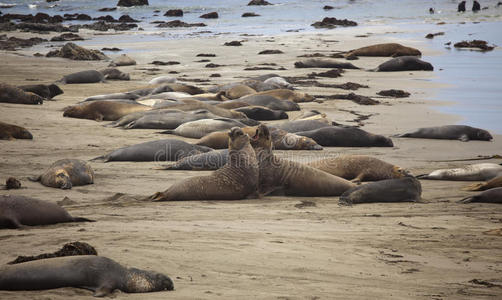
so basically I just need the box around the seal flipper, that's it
[72,217,96,223]
[28,175,41,182]
[459,134,470,142]
[157,129,174,135]
[415,174,429,179]
[92,284,115,297]
[458,196,477,203]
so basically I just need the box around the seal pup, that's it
[92,139,212,162]
[373,56,433,72]
[395,125,492,142]
[159,149,229,170]
[148,127,259,201]
[60,70,105,84]
[0,83,44,105]
[0,256,173,296]
[0,195,93,228]
[296,127,394,147]
[417,163,502,181]
[343,43,422,58]
[63,100,151,121]
[0,121,33,140]
[459,187,502,204]
[463,175,502,191]
[251,124,355,196]
[160,118,249,139]
[339,177,422,205]
[307,155,410,183]
[30,159,94,189]
[234,106,288,120]
[18,83,63,99]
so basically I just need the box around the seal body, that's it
[61,70,105,84]
[254,89,315,103]
[0,121,33,140]
[397,125,492,141]
[296,127,394,147]
[417,163,502,181]
[307,155,409,182]
[339,177,422,205]
[375,56,433,72]
[163,118,248,139]
[18,84,63,99]
[294,59,359,69]
[236,95,300,111]
[149,127,259,201]
[0,83,44,104]
[0,195,93,228]
[234,106,288,120]
[274,119,332,133]
[459,187,502,204]
[34,159,94,189]
[110,54,136,66]
[161,149,229,170]
[345,43,422,58]
[463,175,502,191]
[94,139,212,162]
[0,256,173,296]
[126,109,217,129]
[219,84,256,99]
[63,100,151,121]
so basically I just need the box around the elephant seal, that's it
[273,119,332,133]
[148,76,176,85]
[0,195,93,229]
[241,79,284,92]
[0,121,33,140]
[344,43,422,58]
[216,101,250,109]
[0,256,173,296]
[99,68,130,80]
[339,177,422,205]
[307,155,410,183]
[251,124,354,196]
[296,127,394,147]
[160,149,229,170]
[417,163,502,181]
[459,187,502,204]
[148,127,259,201]
[254,89,315,103]
[234,106,288,120]
[463,175,502,191]
[123,109,218,129]
[374,56,433,72]
[294,58,359,69]
[159,100,248,119]
[92,139,212,162]
[60,70,105,84]
[63,100,151,121]
[155,83,205,95]
[395,125,492,142]
[217,84,256,100]
[161,118,249,139]
[235,95,300,111]
[0,83,44,105]
[18,84,63,99]
[263,77,293,89]
[84,92,140,102]
[30,159,94,189]
[110,53,136,66]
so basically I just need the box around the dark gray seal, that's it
[296,127,394,147]
[0,256,173,296]
[374,56,433,72]
[92,139,212,162]
[294,59,359,69]
[235,95,300,111]
[0,121,33,140]
[459,187,502,204]
[60,70,105,84]
[234,106,288,120]
[339,177,422,205]
[0,195,93,229]
[395,125,493,142]
[30,159,94,189]
[18,84,63,99]
[160,149,229,170]
[273,119,332,133]
[0,83,44,105]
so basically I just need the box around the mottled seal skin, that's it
[148,127,259,201]
[0,256,173,297]
[234,106,288,120]
[273,119,332,133]
[255,89,315,103]
[161,118,249,139]
[374,56,433,72]
[294,58,359,69]
[0,121,33,140]
[307,155,410,183]
[459,187,502,204]
[0,83,44,104]
[160,149,229,170]
[63,100,151,121]
[251,124,355,196]
[31,159,94,189]
[344,43,422,58]
[18,84,63,99]
[296,127,394,147]
[339,177,422,205]
[0,195,93,229]
[463,175,502,191]
[235,95,300,111]
[217,84,256,100]
[417,163,502,181]
[396,125,492,142]
[60,70,105,84]
[93,139,212,162]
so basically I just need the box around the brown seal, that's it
[254,89,315,103]
[0,83,44,105]
[63,100,151,121]
[30,159,94,189]
[161,100,247,119]
[148,127,259,201]
[251,124,355,196]
[216,101,250,109]
[344,43,422,58]
[463,175,502,191]
[307,155,410,183]
[217,84,256,100]
[0,121,33,140]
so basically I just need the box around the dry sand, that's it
[1,28,502,299]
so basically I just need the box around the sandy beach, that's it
[1,17,502,300]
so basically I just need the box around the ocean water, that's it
[3,0,502,133]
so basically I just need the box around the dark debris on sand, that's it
[377,89,410,98]
[319,93,379,105]
[307,69,344,78]
[311,17,357,29]
[258,49,284,55]
[454,40,495,51]
[224,40,243,46]
[8,241,98,264]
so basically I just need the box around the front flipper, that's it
[93,284,115,297]
[459,134,470,142]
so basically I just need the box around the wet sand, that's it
[1,29,502,299]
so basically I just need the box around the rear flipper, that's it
[458,196,477,203]
[72,217,96,223]
[461,182,484,191]
[459,134,470,142]
[415,174,430,179]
